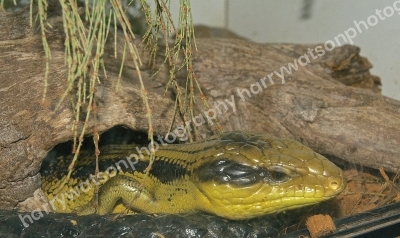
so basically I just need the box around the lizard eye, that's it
[263,166,293,184]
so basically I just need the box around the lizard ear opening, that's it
[195,159,263,186]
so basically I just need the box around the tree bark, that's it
[0,6,398,211]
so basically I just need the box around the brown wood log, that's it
[0,5,398,211]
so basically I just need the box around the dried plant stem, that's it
[142,0,222,142]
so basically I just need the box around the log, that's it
[0,4,398,212]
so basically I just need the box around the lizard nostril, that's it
[325,176,345,196]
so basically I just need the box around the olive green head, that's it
[194,131,346,220]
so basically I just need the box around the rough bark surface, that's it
[0,6,398,212]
